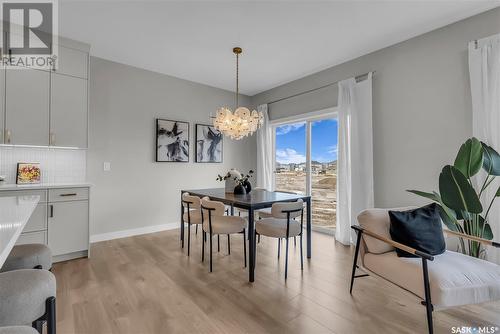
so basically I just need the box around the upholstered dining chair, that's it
[255,199,304,279]
[350,208,500,334]
[181,193,204,256]
[201,198,247,272]
[256,190,300,247]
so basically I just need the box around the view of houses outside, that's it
[274,119,337,230]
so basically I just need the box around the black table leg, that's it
[248,208,255,282]
[180,202,185,248]
[306,198,311,258]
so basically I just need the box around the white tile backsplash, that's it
[0,146,86,184]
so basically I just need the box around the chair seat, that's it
[183,210,202,224]
[256,207,272,219]
[0,269,56,327]
[0,326,39,334]
[1,244,52,272]
[256,218,301,238]
[203,215,246,235]
[363,250,500,308]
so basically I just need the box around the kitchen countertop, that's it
[0,195,40,267]
[0,182,92,191]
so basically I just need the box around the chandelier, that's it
[213,47,263,140]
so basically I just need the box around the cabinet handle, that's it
[5,129,11,144]
[49,205,54,218]
[60,193,77,197]
[49,133,55,145]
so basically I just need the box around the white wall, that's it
[252,7,500,208]
[89,57,256,238]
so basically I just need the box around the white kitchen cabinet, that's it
[0,69,4,144]
[48,196,89,256]
[0,186,90,262]
[5,68,50,145]
[55,45,88,79]
[50,74,88,148]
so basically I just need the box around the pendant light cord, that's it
[236,52,239,108]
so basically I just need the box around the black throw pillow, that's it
[389,203,445,258]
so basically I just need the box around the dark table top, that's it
[181,188,310,209]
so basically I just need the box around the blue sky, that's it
[275,119,338,164]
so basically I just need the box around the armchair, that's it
[350,208,500,334]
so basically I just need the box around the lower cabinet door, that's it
[48,200,89,256]
[16,231,47,245]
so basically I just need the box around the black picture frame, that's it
[156,119,190,162]
[195,123,223,163]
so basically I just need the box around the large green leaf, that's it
[406,190,440,202]
[454,138,483,178]
[464,216,494,240]
[481,142,500,176]
[439,165,483,213]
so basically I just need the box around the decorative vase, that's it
[225,169,242,193]
[234,184,247,195]
[243,180,252,194]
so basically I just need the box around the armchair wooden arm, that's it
[443,229,500,248]
[351,225,434,260]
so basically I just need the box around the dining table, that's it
[180,188,312,282]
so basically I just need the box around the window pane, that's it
[275,122,306,195]
[311,119,337,230]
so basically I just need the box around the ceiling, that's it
[59,1,500,96]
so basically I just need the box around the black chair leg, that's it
[285,237,290,280]
[227,234,231,255]
[243,229,247,268]
[300,234,303,270]
[350,230,363,294]
[210,233,213,272]
[218,235,220,252]
[196,224,198,235]
[187,223,191,256]
[201,231,205,262]
[294,236,296,247]
[46,296,56,334]
[258,234,261,243]
[422,258,434,334]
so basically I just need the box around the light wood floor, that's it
[53,229,500,334]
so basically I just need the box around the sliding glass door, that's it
[274,122,306,195]
[273,111,337,233]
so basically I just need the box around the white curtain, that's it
[256,104,274,191]
[469,34,500,264]
[335,73,374,245]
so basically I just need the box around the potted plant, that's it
[216,169,242,193]
[408,137,500,258]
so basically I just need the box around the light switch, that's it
[103,162,111,171]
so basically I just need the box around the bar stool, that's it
[1,244,52,273]
[0,326,39,334]
[0,269,56,334]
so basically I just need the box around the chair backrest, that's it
[357,206,417,255]
[182,192,201,209]
[200,198,226,217]
[271,199,304,219]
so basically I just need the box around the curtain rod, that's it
[267,70,375,106]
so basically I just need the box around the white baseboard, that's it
[90,222,179,243]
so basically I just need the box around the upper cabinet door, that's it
[55,45,88,79]
[50,74,88,148]
[0,69,4,144]
[5,69,50,145]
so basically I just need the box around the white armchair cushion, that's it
[357,207,416,254]
[363,250,500,308]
